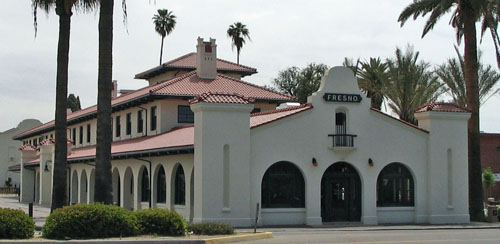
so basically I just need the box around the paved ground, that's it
[0,194,50,229]
[243,228,500,243]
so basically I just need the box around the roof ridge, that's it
[216,57,257,71]
[251,104,311,117]
[216,73,296,100]
[149,71,198,93]
[370,108,429,133]
[164,52,196,66]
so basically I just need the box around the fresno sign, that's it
[323,93,362,103]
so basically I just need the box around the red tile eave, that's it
[370,108,429,134]
[250,104,313,129]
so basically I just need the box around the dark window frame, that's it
[86,124,91,143]
[79,126,83,144]
[376,163,414,207]
[261,161,305,208]
[151,106,157,131]
[178,105,194,123]
[137,110,143,133]
[141,169,150,202]
[174,165,186,205]
[115,116,121,137]
[157,166,166,203]
[72,128,76,145]
[126,113,132,135]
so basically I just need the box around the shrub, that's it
[42,203,138,239]
[188,222,234,235]
[0,208,35,239]
[134,208,186,236]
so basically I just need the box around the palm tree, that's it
[94,0,114,204]
[32,0,98,211]
[153,9,176,65]
[437,46,500,106]
[358,58,389,110]
[398,0,496,221]
[227,22,250,64]
[384,46,444,125]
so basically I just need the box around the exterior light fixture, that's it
[312,158,318,167]
[368,158,374,167]
[44,160,52,172]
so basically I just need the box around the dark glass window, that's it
[377,163,414,207]
[72,128,76,145]
[137,110,143,133]
[141,169,150,202]
[157,166,166,203]
[126,113,132,135]
[115,116,121,137]
[262,161,305,208]
[251,108,261,114]
[79,126,83,144]
[174,166,185,205]
[336,111,346,134]
[151,106,157,131]
[178,105,194,123]
[86,124,91,143]
[33,138,38,147]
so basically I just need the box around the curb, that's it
[204,232,273,244]
[0,232,273,244]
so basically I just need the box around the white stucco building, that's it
[11,37,471,226]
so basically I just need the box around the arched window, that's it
[141,169,150,202]
[377,163,414,207]
[261,161,305,208]
[174,166,185,205]
[157,166,166,203]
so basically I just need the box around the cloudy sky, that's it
[1,0,499,133]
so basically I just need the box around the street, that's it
[244,229,500,244]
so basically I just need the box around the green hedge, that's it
[134,208,186,236]
[42,203,138,239]
[188,222,234,235]
[0,208,35,239]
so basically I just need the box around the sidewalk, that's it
[0,194,50,229]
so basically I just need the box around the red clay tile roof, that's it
[14,72,293,140]
[189,92,255,104]
[370,108,429,133]
[415,102,471,113]
[19,144,37,151]
[8,164,20,171]
[250,104,313,128]
[152,71,293,101]
[135,53,257,79]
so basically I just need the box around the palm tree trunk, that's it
[237,47,240,64]
[159,36,164,65]
[94,0,114,204]
[51,0,70,212]
[462,3,484,221]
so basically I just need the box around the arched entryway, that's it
[138,166,150,209]
[71,170,78,204]
[112,168,120,206]
[123,167,134,210]
[80,170,88,203]
[321,162,361,222]
[153,165,166,207]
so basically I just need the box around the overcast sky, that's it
[1,0,499,133]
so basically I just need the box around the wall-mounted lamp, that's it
[312,157,318,167]
[44,160,52,172]
[368,158,374,167]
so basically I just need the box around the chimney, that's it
[66,108,72,115]
[111,80,118,98]
[196,37,217,79]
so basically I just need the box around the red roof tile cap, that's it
[39,138,73,147]
[189,92,255,104]
[415,102,471,113]
[19,144,37,151]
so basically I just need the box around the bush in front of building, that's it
[0,208,35,239]
[42,203,138,239]
[188,222,234,235]
[133,208,187,236]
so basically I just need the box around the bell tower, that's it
[196,37,217,79]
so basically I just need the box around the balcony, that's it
[328,134,357,152]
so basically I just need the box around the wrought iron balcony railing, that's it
[328,134,357,148]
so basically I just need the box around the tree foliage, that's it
[227,22,250,64]
[67,94,82,112]
[272,63,329,103]
[483,168,496,197]
[153,9,176,65]
[436,46,500,107]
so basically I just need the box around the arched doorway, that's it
[138,166,150,209]
[71,170,78,204]
[123,167,134,210]
[321,162,361,222]
[89,169,95,203]
[80,170,88,203]
[154,165,166,207]
[112,168,120,206]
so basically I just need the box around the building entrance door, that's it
[321,162,361,222]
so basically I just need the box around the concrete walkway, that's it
[0,194,50,229]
